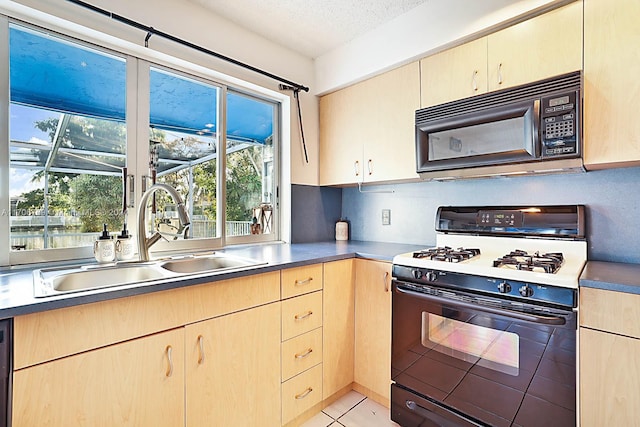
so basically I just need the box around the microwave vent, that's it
[416,71,582,123]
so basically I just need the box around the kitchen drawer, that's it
[281,264,323,299]
[282,363,323,425]
[282,291,323,341]
[580,287,640,338]
[282,327,323,381]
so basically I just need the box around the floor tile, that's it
[301,411,334,427]
[322,390,366,419]
[338,398,399,427]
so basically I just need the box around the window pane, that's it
[226,92,275,237]
[149,67,219,239]
[9,26,126,251]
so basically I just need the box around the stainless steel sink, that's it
[159,254,261,274]
[34,263,172,297]
[33,252,265,298]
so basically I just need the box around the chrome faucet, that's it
[137,183,191,261]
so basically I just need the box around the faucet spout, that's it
[137,183,191,261]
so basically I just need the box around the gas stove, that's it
[392,205,587,307]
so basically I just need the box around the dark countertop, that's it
[0,240,425,319]
[580,260,640,295]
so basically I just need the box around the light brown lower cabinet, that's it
[322,259,355,400]
[354,259,392,407]
[186,302,281,426]
[580,327,640,426]
[13,328,185,426]
[580,287,640,427]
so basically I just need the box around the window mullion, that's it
[218,85,228,245]
[0,15,9,266]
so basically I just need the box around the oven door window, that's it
[423,312,519,376]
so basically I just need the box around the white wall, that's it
[314,0,568,95]
[2,0,320,185]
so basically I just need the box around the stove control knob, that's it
[497,281,512,293]
[425,271,438,282]
[412,269,423,280]
[519,285,534,297]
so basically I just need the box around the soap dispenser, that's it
[115,223,135,261]
[94,223,115,263]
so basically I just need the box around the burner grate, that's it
[413,246,481,263]
[493,250,564,274]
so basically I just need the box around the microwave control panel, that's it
[540,90,579,157]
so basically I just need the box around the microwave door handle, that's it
[394,286,566,325]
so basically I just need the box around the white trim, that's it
[0,15,9,266]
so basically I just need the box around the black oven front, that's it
[391,278,577,427]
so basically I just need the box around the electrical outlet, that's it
[382,209,391,225]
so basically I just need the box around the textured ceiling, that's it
[187,0,430,58]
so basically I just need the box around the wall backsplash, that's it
[340,166,640,264]
[290,185,342,243]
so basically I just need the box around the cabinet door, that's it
[319,85,365,186]
[580,327,640,426]
[420,38,488,108]
[363,62,421,183]
[322,259,355,400]
[13,328,184,426]
[584,0,640,168]
[185,302,281,427]
[487,1,583,91]
[354,259,392,407]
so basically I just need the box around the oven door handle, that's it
[395,286,567,325]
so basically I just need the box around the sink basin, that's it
[160,254,264,274]
[34,263,172,297]
[33,252,266,297]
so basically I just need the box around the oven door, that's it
[391,280,576,427]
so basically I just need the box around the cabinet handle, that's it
[295,277,313,286]
[497,63,503,85]
[472,70,478,92]
[295,348,314,359]
[197,335,205,365]
[165,345,173,377]
[383,271,390,292]
[367,159,373,175]
[294,310,313,321]
[295,387,313,400]
[354,160,360,177]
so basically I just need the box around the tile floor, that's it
[301,390,399,427]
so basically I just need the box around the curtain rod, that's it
[65,0,310,92]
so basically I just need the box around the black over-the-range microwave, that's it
[415,71,583,178]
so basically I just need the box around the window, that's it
[8,25,127,252]
[226,91,277,240]
[3,21,281,265]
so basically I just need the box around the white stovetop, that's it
[392,234,587,289]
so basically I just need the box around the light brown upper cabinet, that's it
[420,1,582,108]
[420,38,488,108]
[487,1,582,91]
[583,0,640,169]
[320,62,421,186]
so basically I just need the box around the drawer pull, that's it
[295,277,313,286]
[295,348,313,359]
[165,345,173,377]
[295,387,313,400]
[197,335,205,365]
[383,271,389,292]
[294,310,313,321]
[472,69,478,92]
